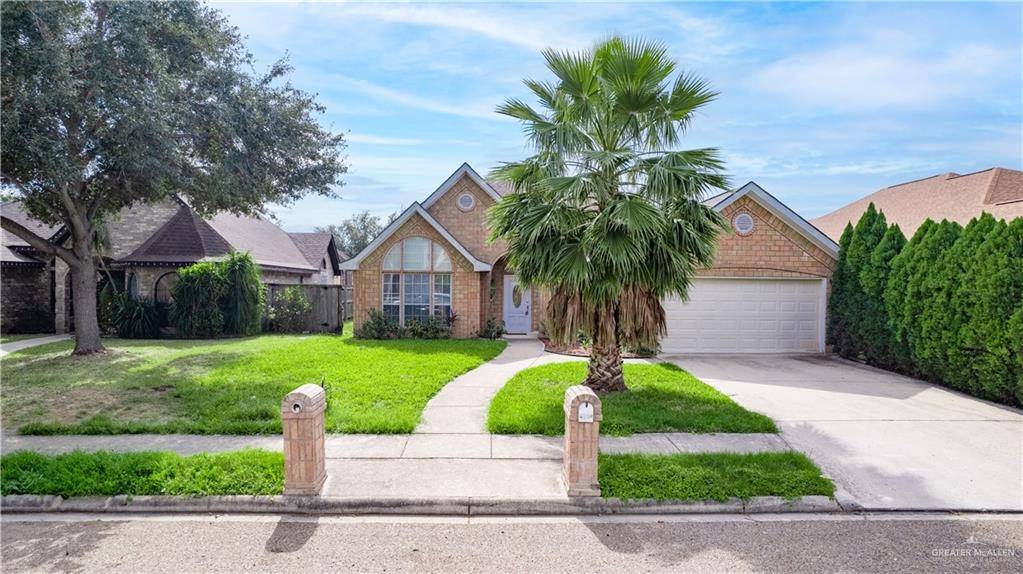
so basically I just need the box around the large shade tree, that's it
[1,1,346,354]
[488,37,729,393]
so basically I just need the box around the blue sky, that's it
[212,1,1023,231]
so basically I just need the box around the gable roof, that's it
[812,167,1023,241]
[288,232,344,274]
[712,182,840,258]
[339,202,491,272]
[421,163,503,209]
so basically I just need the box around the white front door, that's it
[503,275,531,334]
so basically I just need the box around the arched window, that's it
[127,272,139,300]
[154,272,179,304]
[381,238,453,325]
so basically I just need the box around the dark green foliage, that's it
[354,308,451,339]
[831,208,1022,407]
[170,261,226,338]
[859,224,907,369]
[478,318,507,340]
[220,252,265,336]
[953,218,1023,402]
[837,204,888,359]
[0,449,283,496]
[599,452,835,501]
[826,223,855,350]
[111,293,160,339]
[266,286,312,333]
[921,215,999,388]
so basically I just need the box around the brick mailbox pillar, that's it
[563,385,602,497]
[281,384,327,496]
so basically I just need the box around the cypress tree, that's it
[957,218,1023,404]
[859,223,907,370]
[927,214,999,390]
[1007,306,1023,405]
[902,220,962,379]
[841,204,888,359]
[885,220,937,369]
[827,223,855,355]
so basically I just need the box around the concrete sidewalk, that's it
[0,334,71,357]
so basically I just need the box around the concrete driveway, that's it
[661,354,1023,511]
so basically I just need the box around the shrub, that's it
[859,224,907,370]
[478,317,506,340]
[355,308,403,339]
[170,260,226,338]
[97,282,119,335]
[826,223,855,351]
[266,286,312,333]
[220,252,264,336]
[111,293,160,339]
[405,315,450,339]
[833,204,887,359]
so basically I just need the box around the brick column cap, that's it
[563,385,602,421]
[282,384,326,418]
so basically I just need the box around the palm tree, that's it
[488,37,729,393]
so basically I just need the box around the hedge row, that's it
[828,205,1023,406]
[170,251,264,338]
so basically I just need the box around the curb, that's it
[1,494,842,516]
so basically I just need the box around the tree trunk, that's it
[70,256,104,355]
[584,304,626,393]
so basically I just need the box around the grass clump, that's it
[0,449,283,496]
[487,362,776,435]
[599,452,834,501]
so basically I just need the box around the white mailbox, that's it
[578,401,594,423]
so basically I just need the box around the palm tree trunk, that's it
[583,304,626,393]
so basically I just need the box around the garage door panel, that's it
[661,278,823,354]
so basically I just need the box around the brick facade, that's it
[352,213,482,338]
[425,175,507,264]
[706,196,836,279]
[0,265,53,333]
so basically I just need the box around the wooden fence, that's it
[264,284,351,333]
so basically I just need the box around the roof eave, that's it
[420,163,503,209]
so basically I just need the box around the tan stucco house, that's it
[342,164,840,353]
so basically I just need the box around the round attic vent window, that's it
[733,212,755,236]
[457,193,476,211]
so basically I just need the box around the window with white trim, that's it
[381,238,454,325]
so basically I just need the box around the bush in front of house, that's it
[170,252,264,338]
[354,308,453,339]
[478,317,507,340]
[265,286,312,333]
[110,292,160,339]
[830,207,1023,406]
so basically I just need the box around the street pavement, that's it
[2,512,1020,573]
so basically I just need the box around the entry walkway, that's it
[0,334,71,357]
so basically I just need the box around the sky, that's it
[211,1,1023,231]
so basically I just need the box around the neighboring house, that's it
[812,167,1023,241]
[1,197,344,334]
[287,232,349,286]
[341,164,839,353]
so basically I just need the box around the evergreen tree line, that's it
[827,204,1023,406]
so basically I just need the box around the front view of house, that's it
[342,164,839,353]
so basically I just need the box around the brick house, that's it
[0,196,345,334]
[342,164,839,353]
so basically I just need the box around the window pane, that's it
[402,238,431,271]
[383,244,401,270]
[382,273,400,321]
[433,274,452,323]
[403,273,430,324]
[432,243,452,271]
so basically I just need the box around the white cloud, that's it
[346,133,423,146]
[338,3,591,52]
[328,73,502,120]
[751,40,1012,110]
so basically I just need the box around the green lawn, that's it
[1,330,505,435]
[0,449,283,496]
[599,452,835,501]
[0,334,46,344]
[487,362,776,435]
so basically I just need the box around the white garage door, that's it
[661,278,825,354]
